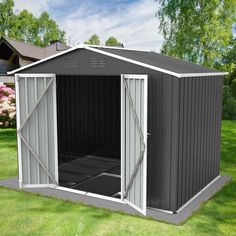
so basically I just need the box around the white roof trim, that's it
[8,44,228,77]
[178,72,228,77]
[85,46,182,77]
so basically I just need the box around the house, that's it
[0,36,70,87]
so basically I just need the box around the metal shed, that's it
[8,45,229,222]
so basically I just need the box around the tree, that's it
[84,34,100,45]
[9,10,36,43]
[0,0,65,46]
[224,39,236,84]
[156,0,236,67]
[105,36,120,46]
[34,12,65,47]
[0,0,14,37]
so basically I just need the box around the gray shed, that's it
[9,45,229,222]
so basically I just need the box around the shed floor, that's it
[59,155,121,198]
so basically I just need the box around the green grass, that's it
[0,121,236,235]
[0,129,17,180]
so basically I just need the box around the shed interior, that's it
[56,75,121,198]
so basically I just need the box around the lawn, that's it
[0,121,235,236]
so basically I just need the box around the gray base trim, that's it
[0,175,231,224]
[147,175,231,224]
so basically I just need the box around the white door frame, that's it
[15,73,147,210]
[120,74,148,215]
[15,73,58,188]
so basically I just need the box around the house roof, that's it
[0,36,70,61]
[8,44,228,78]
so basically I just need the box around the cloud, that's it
[58,0,163,51]
[13,0,65,17]
[13,0,163,51]
[14,0,49,16]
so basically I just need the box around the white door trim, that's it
[16,73,58,187]
[121,74,148,215]
[53,75,59,185]
[15,74,23,188]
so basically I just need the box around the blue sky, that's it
[13,0,163,51]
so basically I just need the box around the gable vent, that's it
[90,58,106,68]
[63,58,79,68]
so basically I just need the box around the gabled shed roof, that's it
[8,44,228,78]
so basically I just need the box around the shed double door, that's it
[121,74,148,215]
[15,74,58,188]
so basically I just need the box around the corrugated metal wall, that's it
[176,76,222,209]
[147,75,222,212]
[17,75,57,185]
[56,75,120,164]
[147,74,179,211]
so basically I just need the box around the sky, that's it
[13,0,163,52]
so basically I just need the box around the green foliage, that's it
[224,40,236,64]
[105,36,120,46]
[229,68,236,84]
[0,0,65,46]
[220,39,236,84]
[157,0,236,68]
[0,0,14,37]
[222,85,236,119]
[34,12,66,47]
[231,79,236,99]
[9,10,36,43]
[84,34,100,45]
[84,35,122,46]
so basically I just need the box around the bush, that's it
[231,79,236,100]
[222,85,236,120]
[0,85,16,128]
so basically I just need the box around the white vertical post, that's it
[15,74,23,188]
[120,74,125,201]
[143,76,148,215]
[25,77,31,184]
[53,75,59,185]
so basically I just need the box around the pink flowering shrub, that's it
[0,85,16,128]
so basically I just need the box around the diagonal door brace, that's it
[124,149,145,198]
[123,78,146,148]
[18,78,53,133]
[19,133,57,184]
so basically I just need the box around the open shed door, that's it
[15,74,58,188]
[121,74,148,215]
